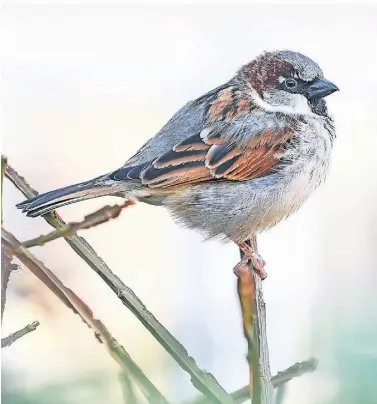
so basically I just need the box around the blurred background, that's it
[1,3,377,404]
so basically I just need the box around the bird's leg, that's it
[234,238,267,280]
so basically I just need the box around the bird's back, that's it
[124,84,229,167]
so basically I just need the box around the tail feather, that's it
[22,196,90,217]
[17,175,118,217]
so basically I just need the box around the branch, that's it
[1,155,7,225]
[191,357,318,404]
[120,371,139,404]
[236,236,273,404]
[23,201,134,248]
[1,155,12,322]
[2,229,169,404]
[2,321,40,348]
[270,357,318,387]
[2,238,14,321]
[274,385,286,404]
[3,230,78,312]
[5,163,234,404]
[230,357,318,404]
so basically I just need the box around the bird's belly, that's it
[252,173,314,230]
[237,131,332,239]
[236,161,328,240]
[157,115,333,243]
[165,159,328,243]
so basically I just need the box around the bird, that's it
[17,50,339,278]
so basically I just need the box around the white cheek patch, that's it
[278,76,286,83]
[251,89,312,116]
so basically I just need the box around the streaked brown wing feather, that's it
[141,161,213,188]
[206,145,240,168]
[136,127,292,188]
[110,85,295,188]
[224,147,279,180]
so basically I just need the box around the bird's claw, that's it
[234,241,267,279]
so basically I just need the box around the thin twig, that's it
[2,229,169,404]
[22,201,134,248]
[269,357,318,387]
[274,385,286,404]
[190,357,318,404]
[236,259,259,402]
[1,321,40,348]
[229,357,318,404]
[1,238,18,322]
[1,155,11,322]
[236,236,273,404]
[6,163,234,404]
[1,155,8,225]
[120,371,139,404]
[3,230,78,312]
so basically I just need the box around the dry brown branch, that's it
[22,201,134,248]
[1,155,12,321]
[1,228,169,404]
[230,357,318,404]
[5,163,234,404]
[1,321,40,348]
[3,230,78,312]
[236,236,273,404]
[1,155,7,225]
[1,238,18,321]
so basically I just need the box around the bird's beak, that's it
[306,78,339,100]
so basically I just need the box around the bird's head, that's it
[237,50,339,116]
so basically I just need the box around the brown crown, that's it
[237,53,293,95]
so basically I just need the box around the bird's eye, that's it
[284,78,298,90]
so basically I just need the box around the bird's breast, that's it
[161,115,335,243]
[266,116,334,223]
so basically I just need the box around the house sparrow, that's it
[17,50,338,278]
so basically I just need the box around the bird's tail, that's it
[17,175,120,217]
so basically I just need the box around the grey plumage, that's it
[18,50,338,244]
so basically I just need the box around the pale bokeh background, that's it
[2,4,377,404]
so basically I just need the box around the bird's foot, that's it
[233,241,267,280]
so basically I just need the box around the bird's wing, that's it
[110,117,297,188]
[124,83,232,166]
